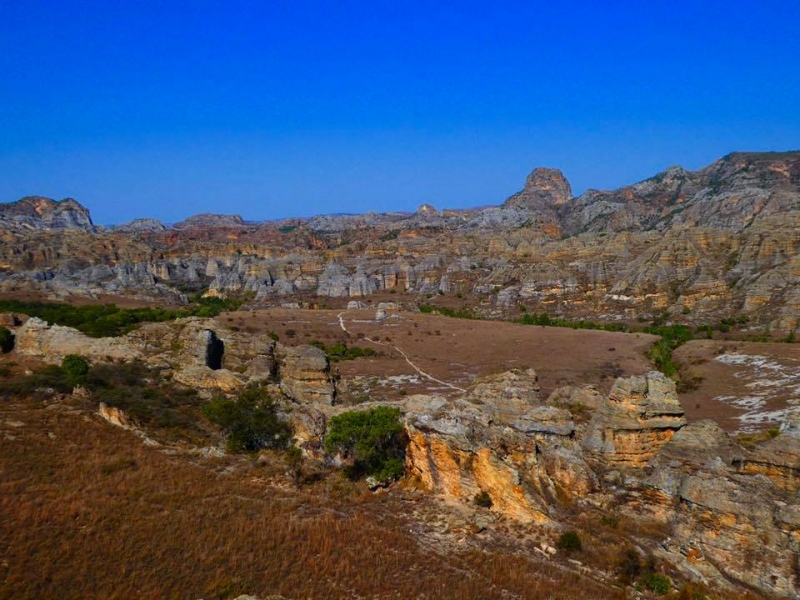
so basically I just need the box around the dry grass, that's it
[1,393,629,600]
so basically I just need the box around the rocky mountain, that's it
[173,213,245,229]
[563,151,800,234]
[112,218,167,233]
[0,151,798,331]
[0,196,95,231]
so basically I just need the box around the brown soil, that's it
[216,308,658,402]
[674,340,800,432]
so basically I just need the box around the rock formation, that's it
[582,372,687,469]
[276,345,336,405]
[402,371,799,597]
[405,370,595,523]
[639,419,799,597]
[13,317,143,362]
[1,151,797,332]
[0,196,95,231]
[739,409,800,492]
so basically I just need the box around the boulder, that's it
[172,366,245,392]
[98,402,136,430]
[276,344,336,405]
[581,371,687,469]
[13,317,142,363]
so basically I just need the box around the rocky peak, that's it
[416,203,438,217]
[174,213,245,228]
[113,218,167,233]
[503,167,572,210]
[0,196,94,231]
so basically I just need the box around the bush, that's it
[616,548,642,583]
[556,530,582,552]
[324,406,407,482]
[474,491,493,508]
[315,342,377,362]
[0,326,14,353]
[61,355,89,386]
[89,361,206,439]
[0,364,72,398]
[0,296,250,338]
[644,573,671,595]
[203,386,291,453]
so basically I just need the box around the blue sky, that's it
[1,1,798,224]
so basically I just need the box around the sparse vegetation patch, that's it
[324,406,406,482]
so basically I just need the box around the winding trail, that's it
[337,312,466,393]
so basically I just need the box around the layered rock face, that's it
[1,151,798,332]
[405,370,595,523]
[276,345,336,406]
[6,315,334,403]
[641,420,799,597]
[13,317,143,362]
[582,372,687,469]
[403,371,799,597]
[739,409,800,492]
[0,196,95,231]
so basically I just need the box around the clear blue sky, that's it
[1,1,798,225]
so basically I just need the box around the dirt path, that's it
[337,312,466,392]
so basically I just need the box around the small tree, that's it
[203,386,291,452]
[617,548,642,584]
[556,530,582,553]
[474,491,493,508]
[61,354,89,385]
[0,326,14,353]
[324,406,406,482]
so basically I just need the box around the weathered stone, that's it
[405,383,594,523]
[13,317,142,363]
[739,410,800,492]
[172,366,244,392]
[98,402,136,430]
[582,372,687,469]
[276,344,335,405]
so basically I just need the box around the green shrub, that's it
[518,312,628,332]
[474,491,493,508]
[643,324,694,377]
[324,406,406,482]
[0,364,72,398]
[0,326,14,353]
[599,514,619,528]
[556,530,582,552]
[203,386,291,453]
[61,355,89,386]
[644,573,671,595]
[318,342,377,362]
[89,361,206,439]
[0,296,249,338]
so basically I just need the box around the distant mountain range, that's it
[3,151,798,235]
[1,151,798,332]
